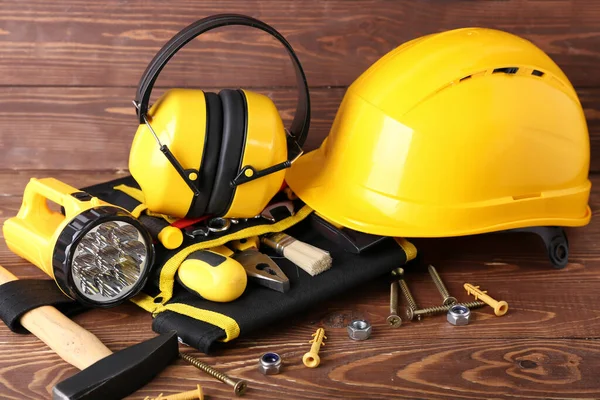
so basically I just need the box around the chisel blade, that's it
[232,250,290,293]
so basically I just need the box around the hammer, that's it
[0,265,178,399]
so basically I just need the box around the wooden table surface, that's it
[1,1,600,399]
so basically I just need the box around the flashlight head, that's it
[53,206,154,307]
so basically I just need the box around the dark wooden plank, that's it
[0,86,343,170]
[1,172,600,399]
[0,169,129,197]
[2,86,600,172]
[0,335,599,399]
[0,0,599,87]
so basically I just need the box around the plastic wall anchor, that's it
[464,283,509,316]
[302,328,326,368]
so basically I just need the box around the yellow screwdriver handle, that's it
[177,248,247,302]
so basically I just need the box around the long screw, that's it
[391,268,421,320]
[144,384,204,400]
[179,353,248,397]
[428,265,457,306]
[409,301,486,320]
[386,281,402,328]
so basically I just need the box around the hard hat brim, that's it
[286,149,592,238]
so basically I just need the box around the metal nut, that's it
[347,319,372,340]
[258,352,282,375]
[447,304,471,326]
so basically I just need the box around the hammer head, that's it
[53,331,179,400]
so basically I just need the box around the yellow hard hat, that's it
[286,28,591,238]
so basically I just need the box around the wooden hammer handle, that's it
[0,265,112,370]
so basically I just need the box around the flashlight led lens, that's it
[95,221,119,238]
[71,220,150,304]
[110,224,139,244]
[120,240,147,262]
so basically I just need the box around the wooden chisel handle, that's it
[0,265,112,370]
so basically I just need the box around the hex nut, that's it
[258,352,282,375]
[347,319,372,340]
[447,304,471,326]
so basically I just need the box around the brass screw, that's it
[409,301,486,320]
[179,353,248,396]
[144,384,203,400]
[386,281,402,328]
[428,265,457,306]
[391,268,420,321]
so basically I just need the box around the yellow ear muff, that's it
[222,89,288,219]
[130,15,311,220]
[129,89,208,218]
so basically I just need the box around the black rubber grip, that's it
[139,215,170,239]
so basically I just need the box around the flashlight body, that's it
[3,178,154,307]
[3,178,107,278]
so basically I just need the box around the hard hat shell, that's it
[286,28,591,237]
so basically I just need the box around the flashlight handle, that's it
[0,265,113,370]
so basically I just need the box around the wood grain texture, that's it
[0,86,343,170]
[0,0,599,88]
[2,1,600,397]
[2,335,600,399]
[0,171,599,398]
[1,86,600,171]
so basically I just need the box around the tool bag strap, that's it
[0,280,86,333]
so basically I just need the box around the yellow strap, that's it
[130,203,147,218]
[131,292,158,313]
[114,184,178,223]
[130,295,240,341]
[157,205,314,301]
[394,237,418,261]
[145,210,178,224]
[114,184,146,203]
[162,303,240,342]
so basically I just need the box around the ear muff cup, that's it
[186,91,224,218]
[205,89,247,216]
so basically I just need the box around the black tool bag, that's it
[78,176,416,353]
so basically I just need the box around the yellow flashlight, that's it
[3,178,154,307]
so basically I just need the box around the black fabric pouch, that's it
[80,177,417,354]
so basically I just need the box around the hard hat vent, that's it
[493,67,519,74]
[459,66,548,85]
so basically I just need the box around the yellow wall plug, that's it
[464,283,509,316]
[144,384,203,400]
[303,328,326,368]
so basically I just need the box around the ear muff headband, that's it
[134,14,311,195]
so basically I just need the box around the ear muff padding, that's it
[186,92,223,218]
[205,89,247,216]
